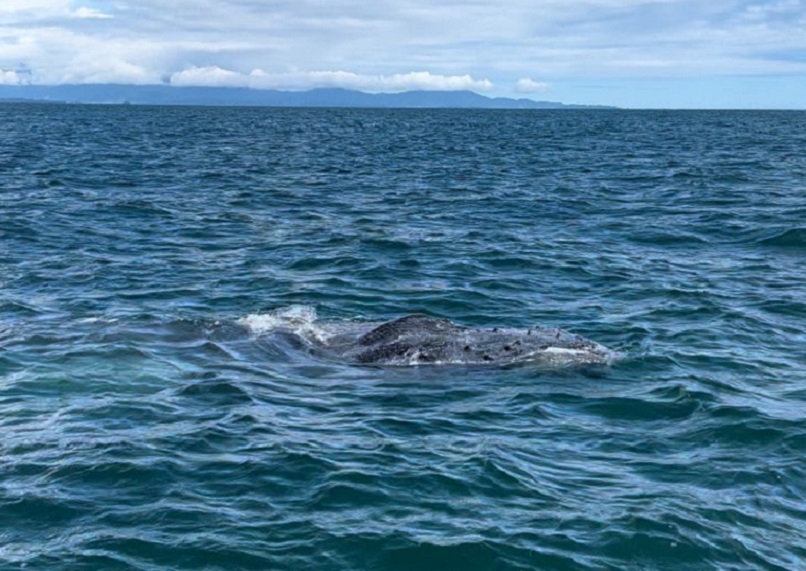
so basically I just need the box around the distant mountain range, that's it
[0,84,614,109]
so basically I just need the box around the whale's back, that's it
[241,308,616,367]
[342,314,614,366]
[357,314,457,346]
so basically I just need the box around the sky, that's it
[0,0,805,108]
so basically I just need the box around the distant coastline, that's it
[0,84,615,109]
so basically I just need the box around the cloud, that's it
[0,1,71,16]
[741,0,804,21]
[170,65,246,88]
[170,66,494,92]
[71,7,114,20]
[0,69,22,85]
[0,25,163,85]
[514,78,549,93]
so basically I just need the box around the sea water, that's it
[1,104,805,570]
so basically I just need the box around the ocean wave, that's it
[756,227,806,248]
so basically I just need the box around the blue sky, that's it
[1,0,804,108]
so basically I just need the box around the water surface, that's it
[1,105,805,570]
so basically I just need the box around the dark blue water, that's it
[2,104,805,570]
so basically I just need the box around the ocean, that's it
[1,104,805,570]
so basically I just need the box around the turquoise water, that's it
[1,104,805,570]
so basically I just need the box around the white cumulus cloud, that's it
[0,69,22,85]
[170,67,494,92]
[170,66,249,88]
[515,78,550,93]
[71,7,114,20]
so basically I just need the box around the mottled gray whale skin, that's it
[316,314,614,367]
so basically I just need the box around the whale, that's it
[305,314,615,367]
